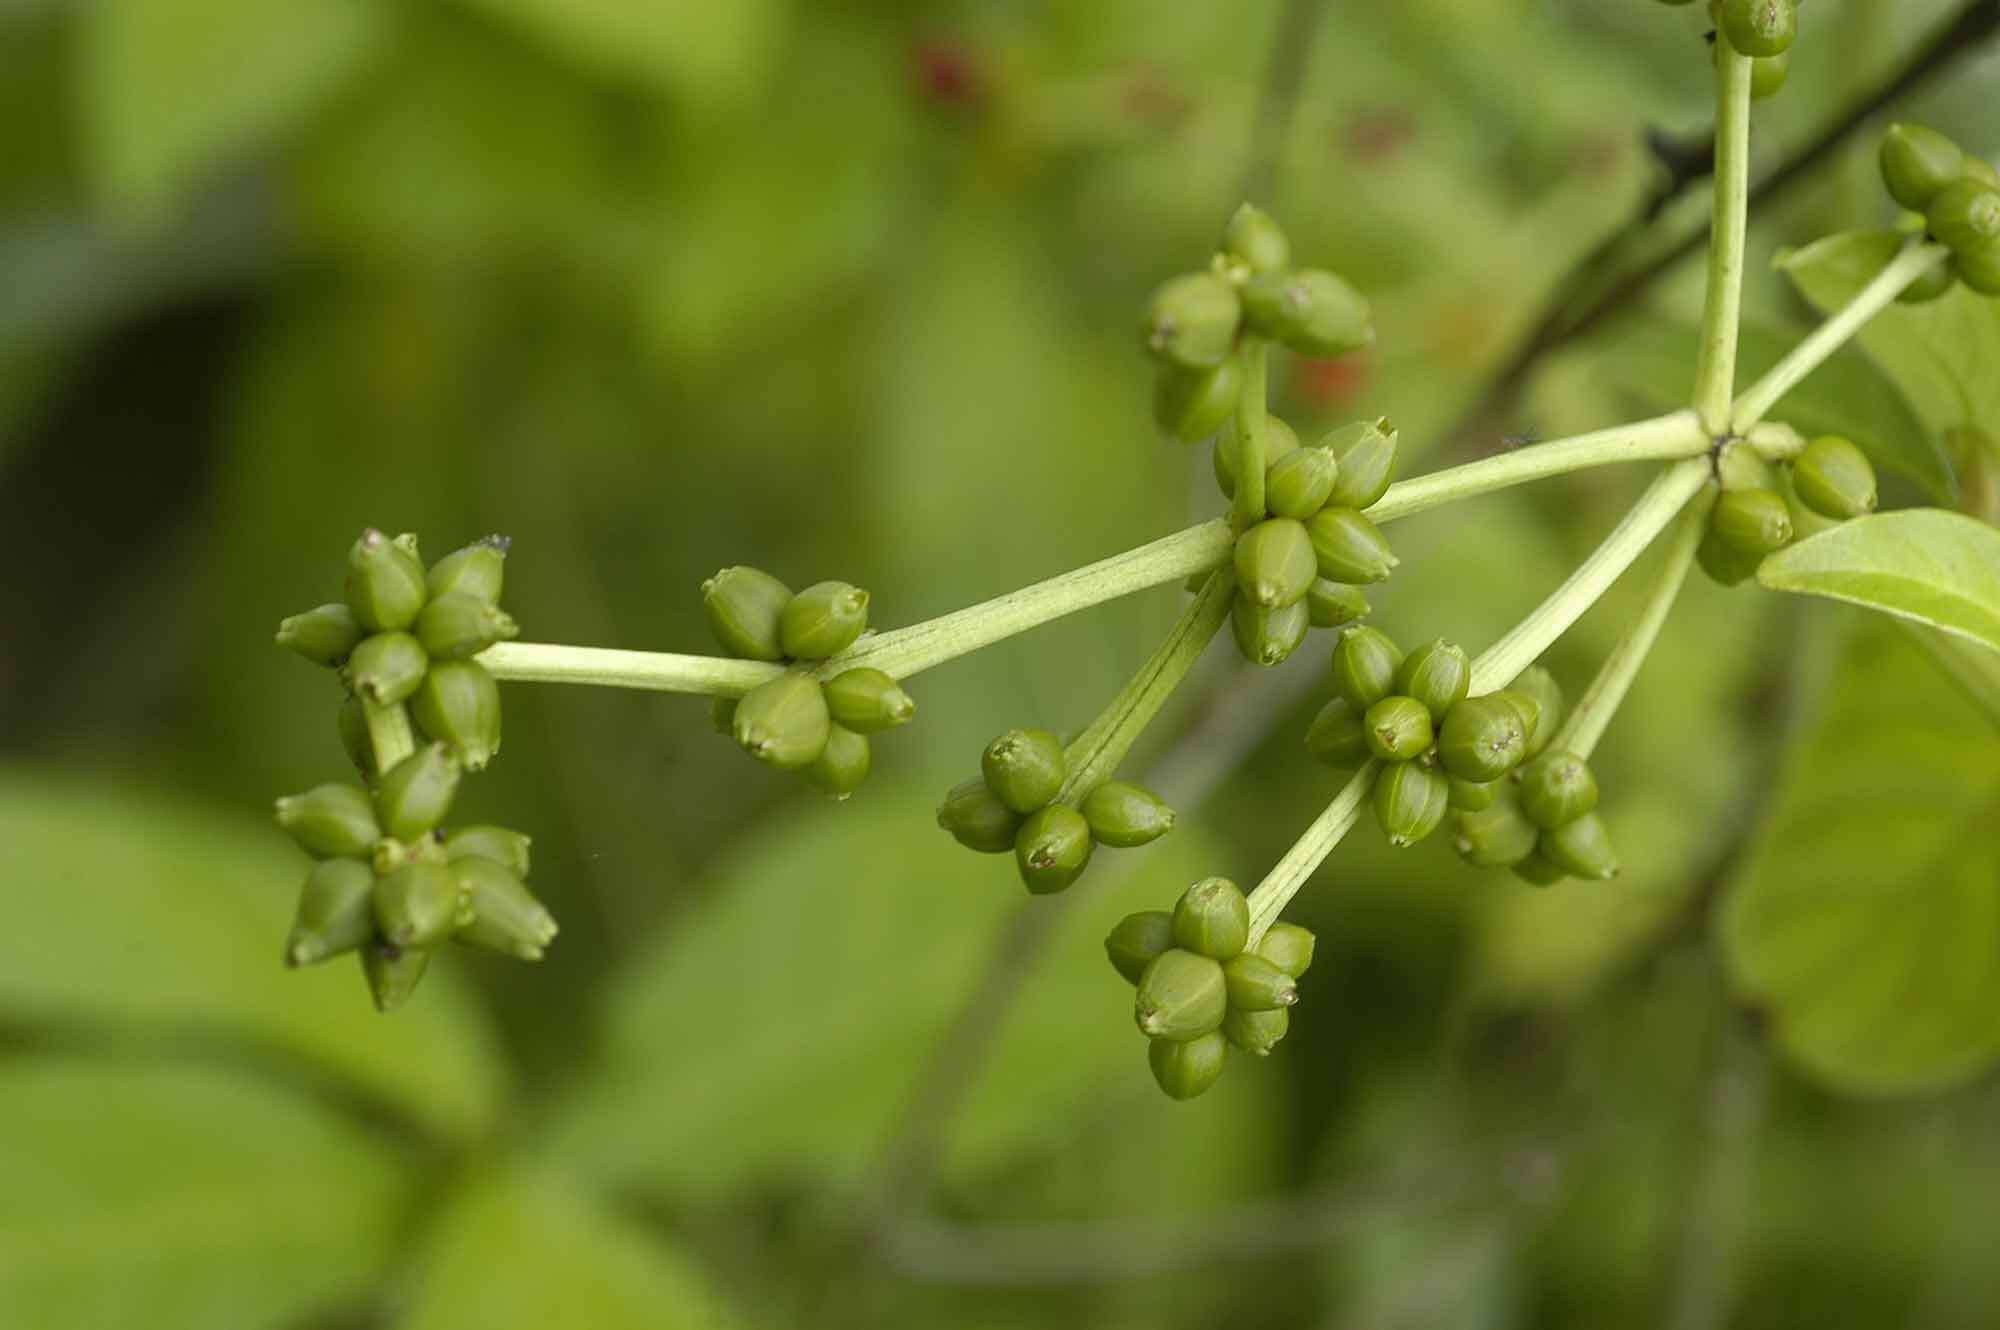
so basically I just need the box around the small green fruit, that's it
[277,603,364,667]
[374,743,461,842]
[1448,776,1498,812]
[1540,811,1620,880]
[1231,596,1310,667]
[1698,525,1764,587]
[1305,508,1398,584]
[1014,804,1093,894]
[1082,780,1176,847]
[444,824,533,878]
[1135,948,1229,1040]
[1255,922,1316,977]
[1321,417,1398,509]
[937,778,1022,854]
[1791,436,1878,520]
[1716,0,1796,57]
[1306,579,1369,628]
[1880,124,1966,212]
[346,632,429,707]
[1222,952,1298,1011]
[1712,487,1795,558]
[1928,179,2000,254]
[409,660,502,771]
[1214,415,1299,499]
[1154,361,1242,442]
[1453,792,1540,868]
[414,592,518,660]
[982,727,1067,814]
[1374,759,1449,848]
[1172,877,1250,959]
[1506,667,1565,759]
[1957,240,2000,296]
[1221,1005,1290,1058]
[1219,202,1291,277]
[1331,625,1405,710]
[1749,50,1790,99]
[733,673,832,770]
[346,528,428,632]
[822,668,915,733]
[276,782,382,859]
[1898,257,1957,304]
[361,940,430,1012]
[1715,438,1777,494]
[1264,447,1339,520]
[1142,272,1242,370]
[779,581,870,660]
[1305,696,1370,768]
[804,723,871,798]
[1516,750,1599,829]
[1512,853,1569,888]
[1234,517,1318,608]
[1240,268,1373,356]
[1437,695,1526,783]
[373,860,465,949]
[1363,695,1434,762]
[285,858,378,967]
[1394,639,1471,721]
[1105,910,1176,985]
[1149,1030,1228,1098]
[426,536,507,605]
[702,567,793,662]
[454,855,558,961]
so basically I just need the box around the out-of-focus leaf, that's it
[1780,229,2000,446]
[397,1167,741,1330]
[0,1058,411,1329]
[75,0,394,217]
[1721,622,2000,1095]
[0,773,506,1139]
[1758,510,2000,653]
[456,0,783,111]
[545,781,1233,1199]
[1590,313,1952,501]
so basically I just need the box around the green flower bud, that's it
[1717,0,1796,57]
[1142,272,1242,370]
[1264,446,1339,520]
[1968,158,2000,190]
[1307,579,1369,629]
[1135,948,1229,1040]
[1363,695,1434,762]
[708,696,737,735]
[277,603,364,667]
[1715,438,1777,493]
[779,581,870,660]
[1305,696,1370,768]
[285,857,378,967]
[1330,625,1404,709]
[1394,639,1471,721]
[414,592,519,660]
[1511,853,1568,888]
[361,939,430,1012]
[1255,922,1316,977]
[425,535,508,605]
[982,727,1066,814]
[1454,791,1541,868]
[1437,695,1526,782]
[1516,750,1599,829]
[410,660,502,771]
[1749,50,1790,99]
[1506,666,1565,759]
[276,782,381,858]
[1697,524,1764,587]
[1712,486,1795,558]
[1219,202,1291,277]
[1958,240,2000,297]
[1305,508,1397,584]
[1448,776,1499,812]
[1234,517,1317,608]
[1173,877,1250,959]
[1154,361,1242,443]
[453,854,557,961]
[1222,952,1298,1011]
[1222,1005,1290,1058]
[1374,759,1449,848]
[1928,180,2000,254]
[346,632,429,707]
[1015,804,1093,894]
[733,673,831,770]
[444,824,533,878]
[1898,256,1957,304]
[1792,436,1878,520]
[338,697,377,784]
[1231,596,1310,667]
[375,742,462,842]
[937,778,1023,854]
[1321,417,1399,510]
[1240,268,1373,356]
[374,859,466,949]
[702,566,793,662]
[1880,124,1965,211]
[804,723,871,798]
[1082,780,1176,848]
[1540,811,1619,880]
[345,528,428,632]
[1214,415,1299,499]
[822,668,914,734]
[1105,910,1176,985]
[1149,1030,1228,1099]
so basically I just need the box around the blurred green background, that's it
[5,0,2000,1326]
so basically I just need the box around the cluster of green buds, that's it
[1698,434,1878,585]
[1879,123,2000,301]
[1699,0,1796,99]
[274,532,553,1009]
[701,568,916,797]
[937,729,1176,893]
[1104,878,1316,1100]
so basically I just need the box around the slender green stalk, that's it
[1554,488,1716,761]
[479,642,785,697]
[1232,338,1269,530]
[1057,570,1234,803]
[1245,760,1378,947]
[1469,459,1711,695]
[1730,242,1949,430]
[1365,411,1707,523]
[364,699,416,773]
[1693,49,1754,434]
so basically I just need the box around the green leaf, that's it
[0,772,506,1140]
[76,0,394,217]
[1720,622,2000,1095]
[396,1167,742,1330]
[455,0,782,111]
[1757,510,2000,654]
[0,1057,412,1329]
[1780,229,2000,445]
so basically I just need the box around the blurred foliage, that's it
[3,0,1999,1327]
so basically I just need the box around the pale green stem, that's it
[1245,760,1378,947]
[1553,488,1716,761]
[1232,337,1269,530]
[1692,49,1753,434]
[364,699,416,773]
[1729,242,1949,431]
[1364,411,1707,523]
[1057,569,1234,803]
[478,642,784,698]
